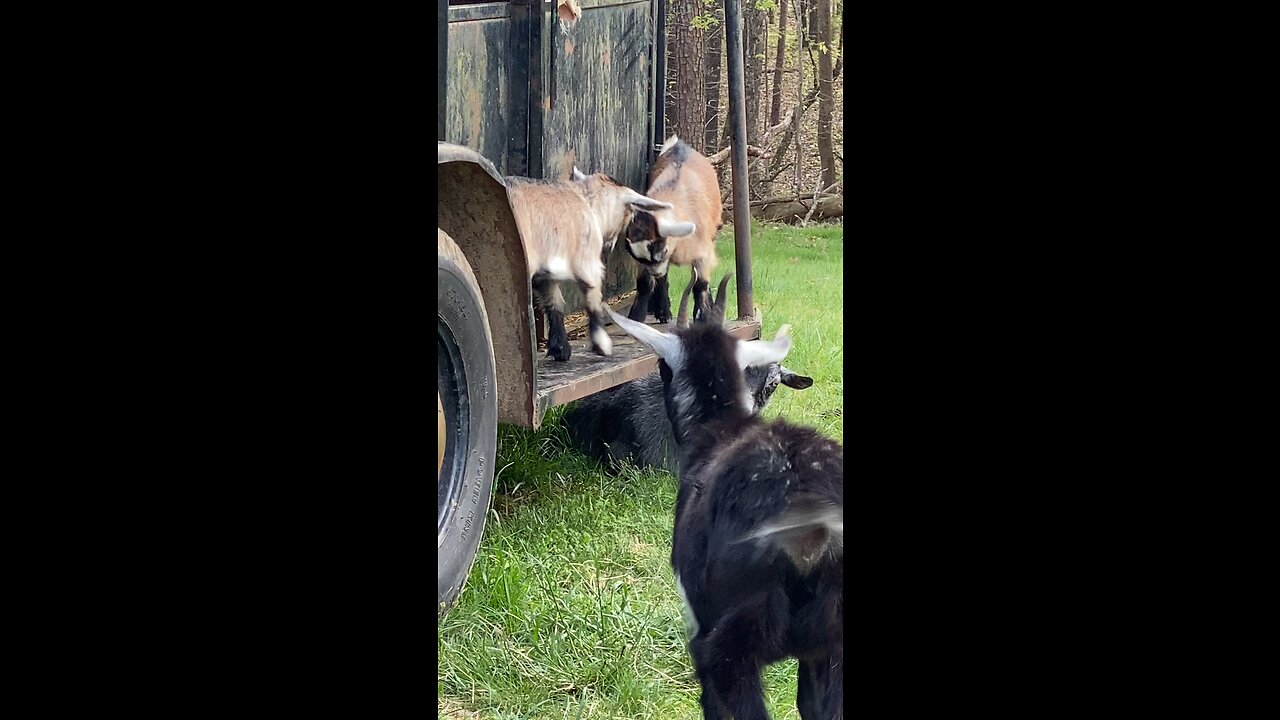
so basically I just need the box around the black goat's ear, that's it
[780,368,814,390]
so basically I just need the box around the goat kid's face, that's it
[606,308,792,440]
[625,209,696,269]
[744,363,815,414]
[571,166,674,248]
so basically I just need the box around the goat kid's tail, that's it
[738,499,843,573]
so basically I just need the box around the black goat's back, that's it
[563,374,677,473]
[673,417,843,654]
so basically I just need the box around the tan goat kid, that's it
[622,135,722,324]
[506,170,673,361]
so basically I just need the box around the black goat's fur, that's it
[607,310,843,720]
[563,362,811,475]
[564,272,812,475]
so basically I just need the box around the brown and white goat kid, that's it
[622,135,723,324]
[608,307,843,720]
[505,170,672,360]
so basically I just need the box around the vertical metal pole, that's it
[439,0,448,141]
[724,0,753,319]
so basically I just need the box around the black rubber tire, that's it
[438,228,498,615]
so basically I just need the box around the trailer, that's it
[438,0,760,612]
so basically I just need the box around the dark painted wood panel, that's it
[446,0,660,306]
[445,15,514,175]
[540,0,654,305]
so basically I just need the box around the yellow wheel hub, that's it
[438,391,446,481]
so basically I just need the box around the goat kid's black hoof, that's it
[547,343,571,362]
[654,311,672,324]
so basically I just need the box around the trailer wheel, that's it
[438,228,497,614]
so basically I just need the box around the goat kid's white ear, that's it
[572,166,587,181]
[736,335,792,369]
[656,218,696,238]
[606,307,683,365]
[622,189,673,212]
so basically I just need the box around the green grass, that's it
[438,222,843,720]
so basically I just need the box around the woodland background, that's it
[663,0,843,224]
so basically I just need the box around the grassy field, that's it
[438,222,843,719]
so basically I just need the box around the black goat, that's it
[607,306,843,720]
[564,273,812,474]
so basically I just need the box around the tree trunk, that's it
[743,1,766,143]
[769,0,788,128]
[792,0,804,195]
[765,0,844,184]
[743,0,767,187]
[668,0,706,151]
[703,1,723,154]
[815,0,835,188]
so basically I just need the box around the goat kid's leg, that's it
[648,271,673,324]
[628,271,656,322]
[579,280,613,357]
[697,676,731,720]
[532,272,571,361]
[689,635,731,720]
[797,653,843,720]
[696,589,791,720]
[705,660,768,720]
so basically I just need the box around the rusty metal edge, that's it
[438,142,539,429]
[437,142,506,185]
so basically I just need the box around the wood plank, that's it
[535,313,761,421]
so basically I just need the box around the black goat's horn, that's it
[710,272,734,326]
[676,267,698,328]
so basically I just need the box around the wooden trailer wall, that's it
[443,0,660,304]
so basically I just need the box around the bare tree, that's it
[702,0,724,153]
[769,0,788,128]
[743,0,768,188]
[792,0,804,194]
[668,0,707,151]
[765,0,842,186]
[815,0,835,187]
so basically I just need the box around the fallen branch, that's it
[724,190,841,210]
[801,176,824,226]
[708,145,765,165]
[708,107,796,165]
[750,194,843,224]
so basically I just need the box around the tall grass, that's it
[439,222,843,719]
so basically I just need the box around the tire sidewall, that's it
[438,250,498,612]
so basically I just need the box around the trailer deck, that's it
[534,300,761,419]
